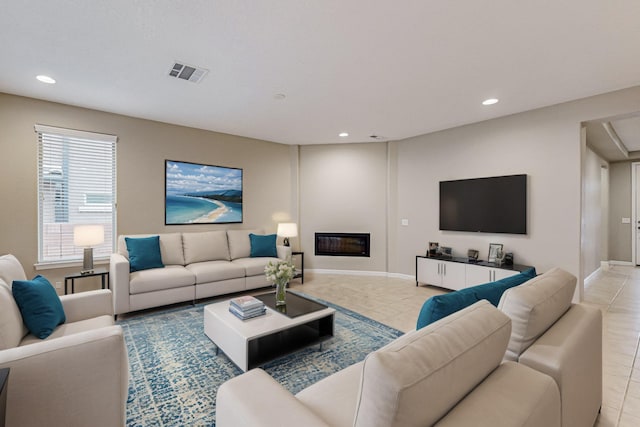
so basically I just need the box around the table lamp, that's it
[74,224,104,274]
[277,223,298,247]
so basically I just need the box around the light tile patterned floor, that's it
[289,266,640,427]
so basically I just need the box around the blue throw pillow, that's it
[12,275,66,339]
[125,236,164,272]
[249,233,277,257]
[416,267,536,330]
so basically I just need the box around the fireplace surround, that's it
[315,233,370,257]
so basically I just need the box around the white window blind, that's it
[35,124,117,264]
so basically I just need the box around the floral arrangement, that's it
[264,259,296,286]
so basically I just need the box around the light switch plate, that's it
[401,219,409,226]
[622,217,631,224]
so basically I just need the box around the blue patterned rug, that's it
[119,291,404,426]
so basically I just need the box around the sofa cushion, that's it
[19,314,114,346]
[183,231,231,264]
[186,261,245,284]
[125,236,165,272]
[12,275,66,339]
[227,229,263,260]
[296,362,363,427]
[353,300,511,427]
[232,257,280,277]
[416,267,536,330]
[129,265,195,294]
[249,233,277,257]
[0,254,27,284]
[0,279,27,350]
[498,267,576,361]
[119,233,185,266]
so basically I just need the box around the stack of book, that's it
[229,295,266,320]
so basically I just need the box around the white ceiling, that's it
[1,1,640,145]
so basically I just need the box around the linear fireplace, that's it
[315,233,370,257]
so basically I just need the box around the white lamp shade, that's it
[74,225,105,247]
[277,223,298,238]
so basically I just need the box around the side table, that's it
[292,251,304,284]
[65,268,110,294]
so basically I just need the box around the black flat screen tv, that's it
[439,174,527,234]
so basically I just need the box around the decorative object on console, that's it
[277,223,298,247]
[264,259,296,306]
[467,249,479,262]
[488,243,503,263]
[428,242,439,256]
[440,246,452,258]
[504,252,514,265]
[165,160,243,225]
[73,224,104,274]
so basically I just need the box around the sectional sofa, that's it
[217,267,602,427]
[110,229,291,316]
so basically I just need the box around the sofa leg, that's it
[114,314,118,321]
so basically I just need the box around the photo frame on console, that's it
[428,242,439,257]
[488,243,503,263]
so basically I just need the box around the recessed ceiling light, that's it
[36,75,56,84]
[339,132,349,137]
[482,98,499,106]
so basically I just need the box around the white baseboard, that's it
[584,267,602,283]
[608,260,635,266]
[307,269,415,281]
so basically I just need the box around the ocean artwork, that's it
[165,160,243,224]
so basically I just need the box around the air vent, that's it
[168,62,208,83]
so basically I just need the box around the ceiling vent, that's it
[168,62,208,84]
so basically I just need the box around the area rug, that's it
[119,291,404,427]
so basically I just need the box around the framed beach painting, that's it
[165,160,243,225]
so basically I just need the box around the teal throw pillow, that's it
[249,233,277,257]
[125,236,164,272]
[12,275,66,339]
[416,267,537,330]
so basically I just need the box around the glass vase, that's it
[275,282,287,306]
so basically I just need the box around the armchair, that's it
[0,254,128,427]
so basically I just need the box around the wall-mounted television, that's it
[439,174,527,234]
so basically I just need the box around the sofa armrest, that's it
[110,253,131,315]
[217,368,330,427]
[519,303,602,427]
[60,289,114,322]
[0,325,128,427]
[277,245,292,260]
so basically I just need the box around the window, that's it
[35,124,117,265]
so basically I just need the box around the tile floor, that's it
[288,266,640,427]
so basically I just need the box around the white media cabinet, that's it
[416,255,534,291]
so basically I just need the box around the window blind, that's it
[35,124,117,264]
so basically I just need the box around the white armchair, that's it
[0,254,128,427]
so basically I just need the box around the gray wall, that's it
[582,146,609,278]
[609,161,632,262]
[0,93,294,287]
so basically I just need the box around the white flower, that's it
[265,259,296,286]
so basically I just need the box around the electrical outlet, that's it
[55,281,62,289]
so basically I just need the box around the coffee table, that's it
[204,292,335,372]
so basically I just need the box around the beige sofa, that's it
[0,254,128,427]
[218,300,562,427]
[498,268,602,427]
[110,229,291,315]
[217,267,602,427]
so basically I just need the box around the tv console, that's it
[415,255,534,291]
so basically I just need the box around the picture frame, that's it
[467,249,479,262]
[165,160,243,225]
[428,242,439,256]
[488,243,503,263]
[440,246,452,257]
